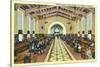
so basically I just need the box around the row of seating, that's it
[14,34,54,63]
[60,34,95,59]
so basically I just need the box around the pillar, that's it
[79,18,82,34]
[73,20,77,33]
[92,13,95,34]
[34,16,40,34]
[30,15,32,34]
[14,9,18,34]
[85,16,88,34]
[22,12,27,34]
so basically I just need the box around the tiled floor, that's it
[48,37,72,62]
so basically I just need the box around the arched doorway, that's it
[50,24,63,35]
[48,22,66,34]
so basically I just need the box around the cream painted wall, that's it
[70,20,77,34]
[39,16,68,34]
[24,16,79,34]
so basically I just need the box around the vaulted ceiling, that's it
[15,4,95,21]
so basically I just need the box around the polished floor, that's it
[46,37,72,62]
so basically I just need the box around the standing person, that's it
[29,39,33,52]
[72,39,75,47]
[32,41,35,52]
[74,41,78,52]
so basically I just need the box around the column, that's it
[74,20,77,33]
[30,15,32,34]
[77,19,79,33]
[14,9,18,34]
[32,16,35,37]
[79,18,82,34]
[85,16,88,34]
[92,13,95,34]
[26,14,31,38]
[32,16,35,33]
[22,13,27,34]
[17,8,23,42]
[87,13,92,40]
[34,15,40,34]
[77,18,80,37]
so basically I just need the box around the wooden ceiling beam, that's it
[26,6,54,14]
[62,7,87,16]
[31,8,76,18]
[39,12,73,20]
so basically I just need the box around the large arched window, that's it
[88,13,92,31]
[77,20,80,32]
[18,13,22,30]
[87,13,93,40]
[82,16,85,31]
[17,9,23,42]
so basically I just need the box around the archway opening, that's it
[50,24,63,35]
[48,22,66,34]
